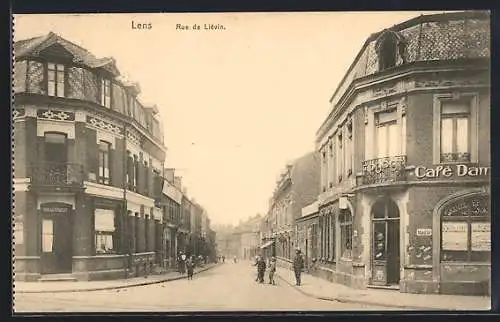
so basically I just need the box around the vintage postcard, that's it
[11,11,491,313]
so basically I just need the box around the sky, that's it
[14,11,448,225]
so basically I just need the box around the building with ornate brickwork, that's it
[314,11,490,295]
[11,32,227,281]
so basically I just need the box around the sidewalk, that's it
[15,264,220,294]
[275,270,491,310]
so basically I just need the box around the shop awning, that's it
[260,240,274,249]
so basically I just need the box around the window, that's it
[441,195,490,263]
[401,113,406,155]
[101,78,112,108]
[329,214,336,260]
[346,122,353,176]
[42,219,54,252]
[144,161,149,194]
[375,109,399,158]
[340,210,353,259]
[14,221,24,245]
[95,209,115,254]
[440,100,471,163]
[337,133,343,182]
[47,63,65,97]
[377,34,398,71]
[98,141,111,185]
[328,142,334,188]
[133,155,139,191]
[321,148,327,192]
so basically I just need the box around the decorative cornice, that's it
[316,64,490,144]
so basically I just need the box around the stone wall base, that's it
[73,269,127,281]
[14,272,41,282]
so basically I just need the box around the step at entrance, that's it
[367,284,400,291]
[39,273,77,282]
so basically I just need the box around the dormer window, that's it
[47,63,65,97]
[101,78,112,108]
[375,31,407,72]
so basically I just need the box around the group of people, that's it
[254,248,305,286]
[177,251,199,280]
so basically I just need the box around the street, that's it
[14,262,387,312]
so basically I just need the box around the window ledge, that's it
[440,262,491,266]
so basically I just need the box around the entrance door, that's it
[40,207,73,274]
[371,198,400,286]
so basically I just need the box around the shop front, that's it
[433,189,490,295]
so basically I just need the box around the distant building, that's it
[262,151,321,264]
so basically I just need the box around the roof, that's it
[326,11,489,105]
[14,31,121,77]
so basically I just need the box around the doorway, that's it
[371,198,400,286]
[40,204,73,274]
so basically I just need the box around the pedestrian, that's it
[268,256,277,285]
[233,255,237,263]
[293,248,305,286]
[253,256,260,282]
[222,255,225,263]
[178,252,187,275]
[257,256,267,283]
[186,256,195,280]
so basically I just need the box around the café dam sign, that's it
[414,164,490,179]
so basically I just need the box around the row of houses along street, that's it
[13,31,217,282]
[231,11,491,297]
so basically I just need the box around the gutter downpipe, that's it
[123,122,131,278]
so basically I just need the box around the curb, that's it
[16,264,221,294]
[275,273,444,311]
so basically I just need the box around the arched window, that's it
[375,31,407,71]
[440,194,490,262]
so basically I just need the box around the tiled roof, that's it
[14,32,120,76]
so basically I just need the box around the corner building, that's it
[13,33,167,281]
[315,11,490,295]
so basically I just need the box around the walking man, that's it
[257,256,267,283]
[293,248,305,286]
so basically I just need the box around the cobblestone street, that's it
[14,262,388,312]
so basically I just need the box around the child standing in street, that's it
[268,257,277,285]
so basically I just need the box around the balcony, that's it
[29,162,84,191]
[361,156,407,185]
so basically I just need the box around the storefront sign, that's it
[414,165,490,178]
[442,222,468,251]
[41,206,69,213]
[442,195,489,217]
[416,228,432,236]
[471,222,490,251]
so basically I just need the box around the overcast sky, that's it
[14,11,446,225]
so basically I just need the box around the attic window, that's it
[375,31,407,71]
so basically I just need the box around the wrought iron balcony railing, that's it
[29,162,84,187]
[361,155,407,185]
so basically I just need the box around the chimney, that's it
[164,168,175,183]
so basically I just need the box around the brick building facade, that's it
[314,11,490,295]
[13,32,169,281]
